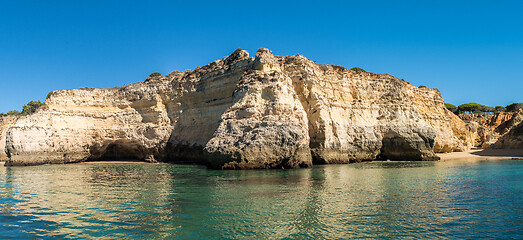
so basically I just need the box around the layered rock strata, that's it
[0,116,19,160]
[461,111,523,149]
[5,48,468,168]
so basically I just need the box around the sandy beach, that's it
[437,149,523,161]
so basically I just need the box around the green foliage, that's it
[458,102,484,113]
[4,100,45,116]
[149,72,162,78]
[46,91,54,100]
[506,103,523,112]
[350,67,366,73]
[7,110,20,116]
[495,106,506,112]
[21,100,44,116]
[445,103,458,113]
[451,102,521,114]
[481,106,495,113]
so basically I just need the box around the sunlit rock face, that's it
[460,111,523,149]
[5,48,468,168]
[0,116,19,160]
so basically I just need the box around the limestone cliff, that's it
[5,48,468,168]
[460,111,523,149]
[0,116,19,160]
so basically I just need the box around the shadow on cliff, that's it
[87,140,150,162]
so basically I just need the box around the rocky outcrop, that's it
[5,48,468,168]
[0,116,19,160]
[493,118,523,149]
[461,111,523,149]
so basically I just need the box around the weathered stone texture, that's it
[4,48,471,168]
[0,116,19,160]
[460,111,523,149]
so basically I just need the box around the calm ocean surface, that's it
[1,160,522,239]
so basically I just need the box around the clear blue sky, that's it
[1,0,522,113]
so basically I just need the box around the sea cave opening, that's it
[87,141,147,162]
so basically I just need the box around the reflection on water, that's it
[1,160,522,239]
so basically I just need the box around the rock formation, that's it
[0,116,19,161]
[460,111,523,149]
[4,48,469,168]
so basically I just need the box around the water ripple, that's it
[0,160,522,239]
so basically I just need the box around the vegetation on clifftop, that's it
[349,67,366,73]
[445,102,522,114]
[0,100,44,117]
[506,103,523,112]
[149,72,162,78]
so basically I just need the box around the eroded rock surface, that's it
[0,116,19,161]
[5,48,469,168]
[461,111,523,149]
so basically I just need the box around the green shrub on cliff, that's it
[3,101,44,117]
[458,102,484,113]
[481,106,496,113]
[506,103,523,112]
[21,101,44,116]
[46,91,55,100]
[226,48,244,62]
[7,110,20,116]
[495,106,506,112]
[149,72,162,78]
[350,67,366,73]
[445,103,458,113]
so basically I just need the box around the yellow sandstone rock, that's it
[3,48,477,168]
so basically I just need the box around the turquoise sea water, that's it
[1,160,522,239]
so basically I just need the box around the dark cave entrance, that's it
[87,141,147,162]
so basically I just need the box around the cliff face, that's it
[0,116,19,160]
[460,111,523,149]
[5,48,468,168]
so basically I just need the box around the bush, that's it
[458,102,484,113]
[480,106,495,113]
[7,110,20,116]
[2,100,45,117]
[149,72,162,78]
[495,106,506,113]
[350,67,366,73]
[21,100,44,116]
[445,103,458,113]
[506,103,523,112]
[46,91,54,100]
[452,102,519,114]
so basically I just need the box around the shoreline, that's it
[2,149,522,168]
[437,149,523,161]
